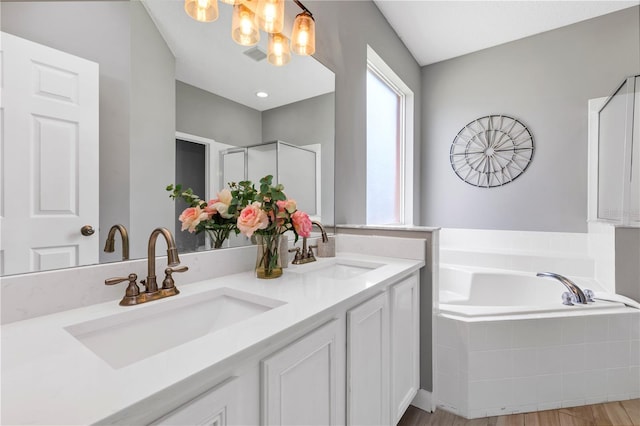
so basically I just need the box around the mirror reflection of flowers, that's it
[166,184,237,249]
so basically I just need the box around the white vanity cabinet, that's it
[261,319,346,426]
[346,272,420,426]
[389,274,420,424]
[150,273,418,426]
[347,292,390,425]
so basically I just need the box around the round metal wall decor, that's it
[449,115,534,188]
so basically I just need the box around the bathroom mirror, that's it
[0,0,335,276]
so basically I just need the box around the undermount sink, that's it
[65,288,285,369]
[292,259,384,280]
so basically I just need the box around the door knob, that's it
[80,225,95,236]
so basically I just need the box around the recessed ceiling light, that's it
[256,91,269,98]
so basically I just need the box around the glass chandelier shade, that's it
[291,11,315,55]
[184,0,316,65]
[256,0,285,34]
[232,3,260,46]
[184,0,219,22]
[267,33,291,66]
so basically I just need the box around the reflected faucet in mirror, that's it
[104,227,187,306]
[103,224,130,261]
[291,221,329,265]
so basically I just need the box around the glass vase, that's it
[255,233,283,279]
[206,227,232,249]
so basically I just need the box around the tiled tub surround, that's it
[436,311,640,419]
[436,228,640,418]
[1,234,427,425]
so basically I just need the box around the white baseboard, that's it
[411,389,435,413]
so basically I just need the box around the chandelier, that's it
[183,0,316,66]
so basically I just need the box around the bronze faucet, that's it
[104,224,130,260]
[291,221,328,265]
[105,227,187,306]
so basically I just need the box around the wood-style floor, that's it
[398,399,640,426]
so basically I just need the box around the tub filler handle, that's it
[536,272,589,305]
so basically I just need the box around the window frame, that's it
[366,45,414,225]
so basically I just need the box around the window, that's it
[366,46,414,225]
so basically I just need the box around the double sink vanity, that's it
[1,236,425,425]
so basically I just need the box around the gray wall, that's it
[421,6,640,232]
[176,80,262,147]
[262,93,335,225]
[176,84,335,224]
[309,1,423,225]
[129,0,176,258]
[1,1,133,262]
[615,227,640,302]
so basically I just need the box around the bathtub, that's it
[436,265,640,419]
[439,265,638,318]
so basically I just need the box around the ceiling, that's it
[142,0,638,109]
[142,0,335,111]
[373,0,640,66]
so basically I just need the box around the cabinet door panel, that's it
[262,319,342,426]
[390,274,420,424]
[153,377,238,426]
[153,368,259,426]
[347,292,390,426]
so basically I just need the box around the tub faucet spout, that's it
[536,272,587,304]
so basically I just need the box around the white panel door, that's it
[346,292,390,426]
[389,274,420,424]
[261,319,343,426]
[0,32,99,275]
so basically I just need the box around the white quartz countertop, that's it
[1,253,423,425]
[337,224,440,232]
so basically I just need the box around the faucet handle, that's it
[105,273,140,298]
[562,291,575,306]
[163,265,188,289]
[288,247,303,262]
[583,289,595,303]
[306,245,317,262]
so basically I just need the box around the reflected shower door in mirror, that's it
[220,141,320,217]
[0,0,335,276]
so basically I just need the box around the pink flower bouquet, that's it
[167,185,238,248]
[233,175,311,278]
